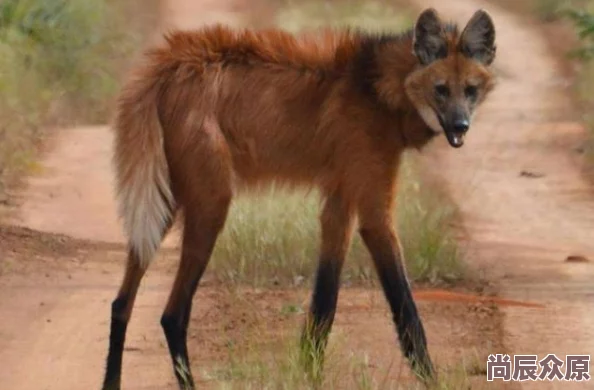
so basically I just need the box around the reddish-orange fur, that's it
[116,24,432,224]
[104,9,497,389]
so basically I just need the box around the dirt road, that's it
[1,0,593,388]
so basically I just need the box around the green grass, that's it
[0,0,156,195]
[485,0,568,21]
[210,156,464,287]
[544,1,594,160]
[198,302,486,390]
[567,4,594,162]
[274,0,411,33]
[204,331,380,389]
[206,347,485,390]
[489,0,594,163]
[208,0,465,288]
[536,0,566,21]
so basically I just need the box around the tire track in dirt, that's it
[414,0,594,387]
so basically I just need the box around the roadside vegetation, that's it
[0,0,157,199]
[489,0,594,162]
[563,2,594,161]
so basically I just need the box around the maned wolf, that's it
[102,8,496,389]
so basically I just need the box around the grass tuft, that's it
[200,312,487,390]
[557,1,594,160]
[210,152,465,287]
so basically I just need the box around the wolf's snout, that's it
[453,119,469,133]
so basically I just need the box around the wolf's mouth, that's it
[437,115,467,148]
[445,131,465,148]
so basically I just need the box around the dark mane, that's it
[350,22,460,99]
[157,23,428,74]
[155,22,460,98]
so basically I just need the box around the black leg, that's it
[161,203,229,389]
[102,251,146,390]
[360,225,435,383]
[161,314,194,389]
[303,259,342,353]
[301,194,354,378]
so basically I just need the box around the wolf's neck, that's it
[348,30,418,109]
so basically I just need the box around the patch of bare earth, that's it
[0,225,507,389]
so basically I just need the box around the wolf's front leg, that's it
[358,209,436,383]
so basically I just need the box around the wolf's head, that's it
[404,8,497,148]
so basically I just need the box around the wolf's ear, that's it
[459,9,496,65]
[413,8,448,65]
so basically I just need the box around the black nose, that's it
[453,119,469,132]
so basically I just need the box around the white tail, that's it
[112,73,175,269]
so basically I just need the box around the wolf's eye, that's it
[434,84,450,98]
[465,85,478,100]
